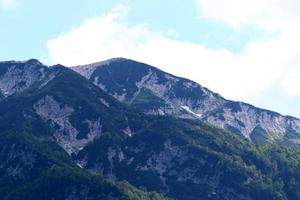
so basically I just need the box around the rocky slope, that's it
[0,61,166,200]
[1,59,300,200]
[72,58,300,146]
[0,64,150,156]
[77,116,300,200]
[0,118,165,200]
[0,59,57,97]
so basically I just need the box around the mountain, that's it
[0,128,165,200]
[0,60,165,200]
[77,116,300,200]
[0,59,55,98]
[72,58,300,146]
[1,59,300,200]
[0,61,153,155]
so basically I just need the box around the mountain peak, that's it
[0,59,48,97]
[26,58,43,65]
[0,59,43,65]
[75,57,129,68]
[1,57,300,200]
[71,58,300,146]
[71,58,127,79]
[104,57,130,63]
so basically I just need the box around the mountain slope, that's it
[0,64,151,155]
[76,116,300,200]
[0,62,166,200]
[0,59,54,97]
[72,58,300,146]
[0,127,165,200]
[1,59,300,200]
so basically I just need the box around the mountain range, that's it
[0,58,300,200]
[72,58,300,146]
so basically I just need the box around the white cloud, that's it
[197,0,300,30]
[0,0,18,10]
[281,69,300,97]
[196,0,300,99]
[47,3,300,105]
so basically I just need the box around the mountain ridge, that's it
[72,58,300,146]
[1,58,300,199]
[0,60,167,200]
[72,57,297,118]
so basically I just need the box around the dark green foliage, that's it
[0,65,166,200]
[90,59,160,102]
[88,58,224,109]
[0,131,166,200]
[251,125,272,144]
[78,117,300,200]
[131,88,167,110]
[3,165,165,200]
[1,60,300,200]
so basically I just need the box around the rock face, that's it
[0,124,163,200]
[2,58,300,200]
[72,58,223,118]
[0,59,63,99]
[72,58,300,146]
[77,117,298,200]
[0,61,143,156]
[33,95,102,155]
[0,60,168,200]
[0,59,47,97]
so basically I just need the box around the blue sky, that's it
[0,0,262,60]
[1,0,300,118]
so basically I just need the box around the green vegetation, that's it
[0,63,300,200]
[0,131,166,200]
[0,67,166,200]
[79,117,300,200]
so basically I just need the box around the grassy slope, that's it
[78,117,300,200]
[0,66,166,200]
[0,65,300,200]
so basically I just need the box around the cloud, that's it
[281,69,300,98]
[196,0,300,98]
[47,3,300,105]
[196,0,300,30]
[0,0,18,10]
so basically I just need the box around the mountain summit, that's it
[72,58,300,146]
[1,58,300,200]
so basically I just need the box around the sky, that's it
[1,0,300,118]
